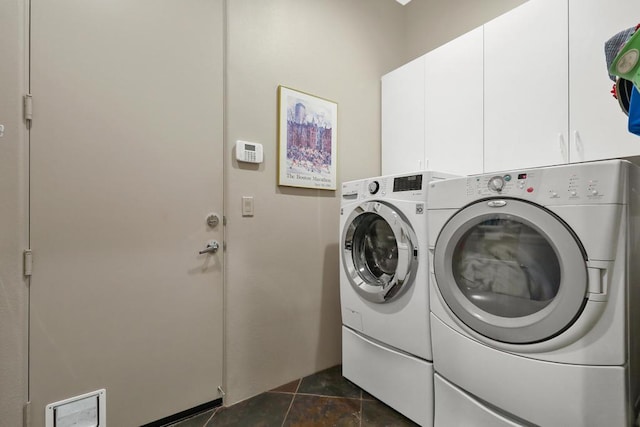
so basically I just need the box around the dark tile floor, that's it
[167,365,419,426]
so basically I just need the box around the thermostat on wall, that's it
[236,140,263,164]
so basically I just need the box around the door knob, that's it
[206,213,220,228]
[199,240,219,255]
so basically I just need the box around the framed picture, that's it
[278,86,337,190]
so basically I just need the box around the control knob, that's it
[488,176,505,193]
[368,181,380,195]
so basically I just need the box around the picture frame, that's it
[277,86,337,190]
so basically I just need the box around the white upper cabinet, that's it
[569,0,640,162]
[483,0,569,173]
[425,26,484,176]
[381,56,426,176]
[381,0,640,177]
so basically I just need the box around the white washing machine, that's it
[340,170,454,427]
[426,159,640,426]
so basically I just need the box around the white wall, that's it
[224,0,405,404]
[0,0,28,426]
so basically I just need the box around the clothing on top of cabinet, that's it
[608,24,640,87]
[613,77,633,115]
[605,25,636,81]
[628,86,640,135]
[606,25,640,119]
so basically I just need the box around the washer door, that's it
[342,201,418,303]
[433,198,588,344]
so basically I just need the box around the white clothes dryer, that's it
[340,171,454,426]
[427,160,640,426]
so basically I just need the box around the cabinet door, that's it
[484,0,569,173]
[569,0,640,162]
[425,27,484,175]
[382,56,426,175]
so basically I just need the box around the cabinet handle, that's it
[558,133,568,162]
[574,131,584,154]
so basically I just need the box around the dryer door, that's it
[433,198,588,344]
[342,200,419,303]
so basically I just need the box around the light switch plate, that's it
[242,196,254,216]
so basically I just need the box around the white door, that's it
[425,26,484,175]
[29,1,224,426]
[381,56,426,175]
[483,0,569,173]
[569,0,640,162]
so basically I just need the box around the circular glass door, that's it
[342,201,418,303]
[433,198,587,344]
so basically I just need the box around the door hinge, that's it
[24,94,33,125]
[217,386,226,397]
[23,249,32,277]
[23,401,31,427]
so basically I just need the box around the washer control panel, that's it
[341,173,426,202]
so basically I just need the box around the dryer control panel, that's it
[466,171,543,198]
[430,160,629,208]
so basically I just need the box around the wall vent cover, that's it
[45,389,106,427]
